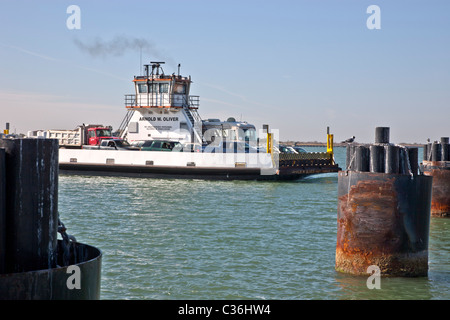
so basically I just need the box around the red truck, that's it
[28,124,122,148]
[85,126,117,146]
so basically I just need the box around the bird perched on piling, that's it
[342,136,355,143]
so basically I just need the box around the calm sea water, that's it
[58,147,449,300]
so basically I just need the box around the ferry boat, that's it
[57,61,340,180]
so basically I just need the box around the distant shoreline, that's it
[281,141,425,148]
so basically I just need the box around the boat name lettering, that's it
[139,116,179,121]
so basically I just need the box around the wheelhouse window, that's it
[174,83,186,94]
[138,83,148,93]
[159,83,169,93]
[148,83,169,93]
[149,83,158,93]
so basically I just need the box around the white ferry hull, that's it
[58,149,340,180]
[58,149,289,180]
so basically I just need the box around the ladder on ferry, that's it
[117,109,135,140]
[183,96,203,144]
[183,106,203,144]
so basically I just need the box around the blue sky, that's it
[0,0,449,143]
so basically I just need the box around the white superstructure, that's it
[57,61,279,178]
[119,62,203,144]
[119,62,258,147]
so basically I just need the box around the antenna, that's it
[144,64,150,77]
[139,47,142,75]
[150,61,165,75]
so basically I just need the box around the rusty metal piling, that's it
[336,127,432,277]
[421,136,450,217]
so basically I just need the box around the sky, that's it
[0,0,449,143]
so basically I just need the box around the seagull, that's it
[342,136,355,143]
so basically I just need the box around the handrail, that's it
[124,94,200,109]
[124,94,136,107]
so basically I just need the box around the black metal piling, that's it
[375,126,390,144]
[355,145,369,172]
[408,147,419,176]
[0,138,59,273]
[432,142,442,162]
[385,145,400,174]
[369,145,385,173]
[441,137,449,161]
[0,149,5,274]
[346,144,353,170]
[0,138,102,299]
[337,127,432,277]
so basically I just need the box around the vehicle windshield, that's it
[286,146,298,153]
[279,145,297,153]
[131,141,145,147]
[243,128,257,142]
[293,146,307,153]
[115,140,130,147]
[172,142,183,152]
[96,129,112,137]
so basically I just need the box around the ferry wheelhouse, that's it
[118,62,257,147]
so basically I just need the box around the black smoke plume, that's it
[73,35,175,65]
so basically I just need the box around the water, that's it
[58,147,450,299]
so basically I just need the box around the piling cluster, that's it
[423,137,450,162]
[421,136,450,217]
[346,127,418,175]
[336,127,432,277]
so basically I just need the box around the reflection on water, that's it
[334,271,435,300]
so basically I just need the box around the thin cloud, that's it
[200,82,272,109]
[0,42,128,81]
[0,43,61,62]
[201,97,242,109]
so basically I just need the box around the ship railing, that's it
[124,94,200,109]
[189,96,200,108]
[125,94,137,107]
